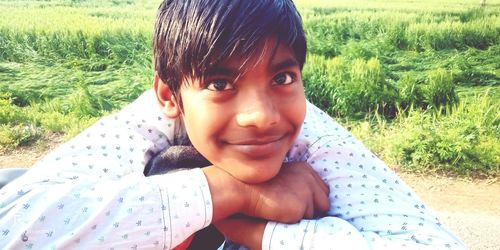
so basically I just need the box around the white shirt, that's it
[0,90,465,249]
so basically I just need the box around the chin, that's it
[236,159,283,184]
[213,147,289,184]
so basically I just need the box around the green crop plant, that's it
[0,0,498,177]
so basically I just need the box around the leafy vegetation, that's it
[0,0,498,177]
[349,90,499,177]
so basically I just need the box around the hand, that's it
[214,161,331,250]
[242,161,330,223]
[214,215,266,250]
[203,161,329,224]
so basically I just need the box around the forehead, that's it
[210,39,298,75]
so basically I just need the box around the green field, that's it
[0,0,498,177]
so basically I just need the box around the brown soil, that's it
[0,134,63,168]
[0,147,48,169]
[397,171,500,250]
[1,145,498,249]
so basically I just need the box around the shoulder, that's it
[32,90,182,172]
[302,100,351,139]
[286,100,353,161]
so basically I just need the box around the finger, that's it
[300,161,329,194]
[313,184,331,214]
[308,166,330,194]
[294,162,330,215]
[314,175,330,195]
[304,201,315,219]
[286,161,329,195]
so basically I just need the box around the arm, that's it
[0,122,215,249]
[0,91,219,249]
[217,137,466,250]
[216,102,466,249]
[0,118,329,250]
[213,161,330,249]
[259,104,466,249]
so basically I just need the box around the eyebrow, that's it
[270,58,300,73]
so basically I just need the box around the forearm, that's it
[284,136,466,249]
[0,168,211,249]
[215,216,266,250]
[201,166,247,222]
[263,216,466,250]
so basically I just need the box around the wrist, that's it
[215,216,266,250]
[202,166,247,221]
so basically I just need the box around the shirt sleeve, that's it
[0,167,212,249]
[0,91,213,249]
[261,101,466,250]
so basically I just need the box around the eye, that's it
[206,79,234,91]
[273,72,296,85]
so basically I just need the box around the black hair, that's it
[153,0,306,100]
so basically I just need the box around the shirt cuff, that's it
[149,168,213,249]
[262,220,315,250]
[262,218,368,250]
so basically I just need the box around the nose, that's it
[236,91,280,129]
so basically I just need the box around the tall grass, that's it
[303,55,458,118]
[0,29,151,64]
[303,8,499,56]
[350,91,499,177]
[0,0,499,176]
[294,0,495,11]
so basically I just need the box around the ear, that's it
[154,72,181,118]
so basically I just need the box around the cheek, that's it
[296,106,306,130]
[280,88,306,128]
[290,101,306,139]
[182,102,230,150]
[184,106,214,138]
[181,92,216,137]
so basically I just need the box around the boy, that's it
[0,0,465,249]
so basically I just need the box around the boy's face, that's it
[155,40,306,183]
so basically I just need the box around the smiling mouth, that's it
[229,135,284,145]
[225,134,288,158]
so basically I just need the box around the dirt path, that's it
[397,172,500,250]
[1,148,499,249]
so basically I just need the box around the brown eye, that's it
[207,79,234,91]
[273,72,295,85]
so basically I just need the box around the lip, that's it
[224,134,287,158]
